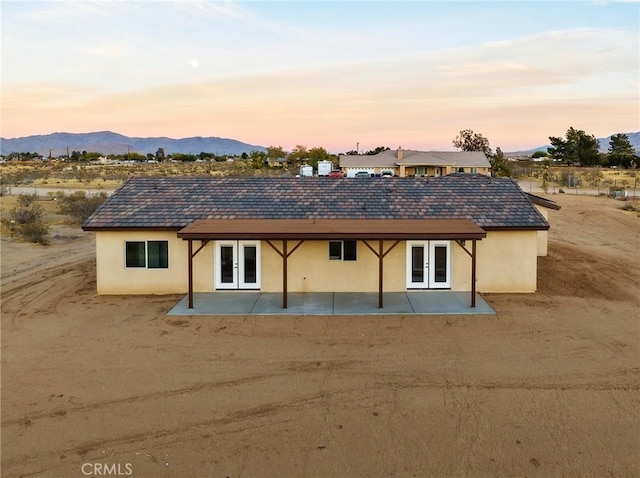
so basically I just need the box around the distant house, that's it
[339,148,491,177]
[267,156,287,168]
[83,174,558,308]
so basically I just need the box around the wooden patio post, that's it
[188,239,194,309]
[282,239,288,309]
[471,239,477,308]
[378,239,384,308]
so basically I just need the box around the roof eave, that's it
[482,225,550,232]
[82,226,183,232]
[177,232,487,240]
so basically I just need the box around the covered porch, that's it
[168,291,495,316]
[177,218,487,311]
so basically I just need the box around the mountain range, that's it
[1,130,638,157]
[0,131,266,157]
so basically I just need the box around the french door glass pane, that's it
[411,246,424,282]
[243,246,257,283]
[433,246,447,282]
[220,246,234,283]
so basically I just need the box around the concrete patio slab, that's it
[251,293,334,315]
[333,292,415,315]
[168,291,495,316]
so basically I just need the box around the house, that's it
[339,148,491,178]
[82,174,558,309]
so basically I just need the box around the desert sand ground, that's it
[1,193,638,478]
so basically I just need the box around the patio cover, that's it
[177,218,486,310]
[178,218,486,240]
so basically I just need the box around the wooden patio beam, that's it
[187,239,209,310]
[265,239,305,309]
[362,240,400,309]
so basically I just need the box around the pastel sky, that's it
[1,1,639,153]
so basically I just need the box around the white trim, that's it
[406,240,428,288]
[428,240,451,289]
[215,240,261,290]
[215,241,238,289]
[406,240,451,289]
[238,240,261,289]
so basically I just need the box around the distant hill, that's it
[514,131,640,155]
[0,131,266,156]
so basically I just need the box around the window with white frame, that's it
[125,241,168,268]
[329,240,357,261]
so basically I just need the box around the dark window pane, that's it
[343,240,357,261]
[433,246,447,282]
[125,242,146,268]
[329,241,342,260]
[243,246,257,283]
[411,246,424,282]
[220,246,234,283]
[148,241,168,268]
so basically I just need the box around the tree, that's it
[490,147,512,177]
[171,153,197,162]
[155,148,166,162]
[584,169,603,194]
[365,146,390,155]
[452,129,492,155]
[307,146,329,168]
[531,150,548,159]
[248,150,267,169]
[55,191,108,223]
[547,127,600,166]
[540,159,552,193]
[266,146,285,160]
[287,145,308,169]
[265,146,286,167]
[607,133,636,168]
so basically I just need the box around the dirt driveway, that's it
[1,194,638,477]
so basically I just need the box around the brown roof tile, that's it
[82,173,550,231]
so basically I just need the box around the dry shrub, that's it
[3,194,50,244]
[620,199,639,213]
[55,191,108,223]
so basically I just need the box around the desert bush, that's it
[3,194,50,244]
[55,191,108,223]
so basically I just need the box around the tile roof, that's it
[82,173,550,231]
[339,150,490,168]
[526,193,562,211]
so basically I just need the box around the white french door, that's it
[215,240,261,289]
[406,240,451,289]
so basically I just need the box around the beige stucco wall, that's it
[534,205,549,257]
[262,240,405,293]
[476,231,538,293]
[95,231,213,294]
[94,232,540,295]
[448,230,538,293]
